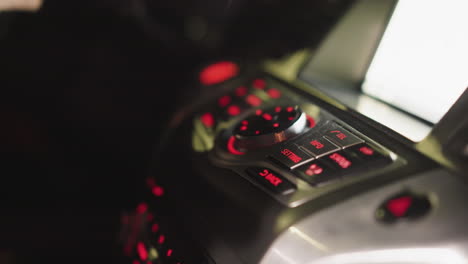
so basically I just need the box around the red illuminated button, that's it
[267,88,282,99]
[345,143,392,166]
[297,135,340,158]
[376,191,432,223]
[321,122,364,148]
[200,112,215,128]
[293,160,340,187]
[387,196,412,217]
[252,78,266,89]
[246,167,296,195]
[269,144,314,169]
[199,61,239,85]
[323,151,361,178]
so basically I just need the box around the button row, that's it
[265,122,392,189]
[269,121,363,170]
[246,142,391,195]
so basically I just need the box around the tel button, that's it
[321,122,364,148]
[246,167,296,195]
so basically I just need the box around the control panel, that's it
[192,74,401,207]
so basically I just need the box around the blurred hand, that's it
[0,0,42,11]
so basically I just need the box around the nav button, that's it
[298,135,340,158]
[246,167,296,195]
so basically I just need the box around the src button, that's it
[246,167,296,195]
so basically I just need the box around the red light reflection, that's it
[252,79,266,89]
[227,136,245,155]
[200,112,215,128]
[151,223,160,233]
[158,235,165,244]
[136,203,148,214]
[152,186,164,197]
[267,88,281,99]
[199,61,239,85]
[137,242,148,261]
[218,95,231,108]
[227,105,241,116]
[306,115,316,128]
[245,94,262,106]
[235,86,248,97]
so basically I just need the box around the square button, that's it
[246,167,296,195]
[297,135,340,158]
[321,121,364,148]
[293,160,341,187]
[269,144,314,170]
[344,143,392,166]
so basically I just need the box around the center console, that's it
[119,1,468,263]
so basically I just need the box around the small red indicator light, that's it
[262,113,273,121]
[275,106,282,112]
[218,95,231,108]
[386,196,413,217]
[359,146,374,156]
[200,112,215,128]
[255,130,260,135]
[286,106,294,112]
[281,149,302,164]
[267,88,281,99]
[241,120,249,125]
[255,109,263,116]
[227,136,245,155]
[235,86,248,97]
[240,126,248,131]
[329,153,352,169]
[137,242,148,261]
[252,79,266,89]
[151,223,159,233]
[158,235,165,244]
[246,94,262,106]
[227,105,241,116]
[152,186,164,197]
[136,203,148,214]
[273,123,279,128]
[167,249,173,257]
[199,61,239,85]
[305,164,323,176]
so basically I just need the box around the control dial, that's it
[233,106,307,151]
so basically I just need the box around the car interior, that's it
[1,0,467,263]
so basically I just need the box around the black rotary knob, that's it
[233,106,307,151]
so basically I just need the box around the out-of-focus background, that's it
[0,0,353,263]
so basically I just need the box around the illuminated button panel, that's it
[197,77,287,132]
[268,121,392,187]
[194,74,396,205]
